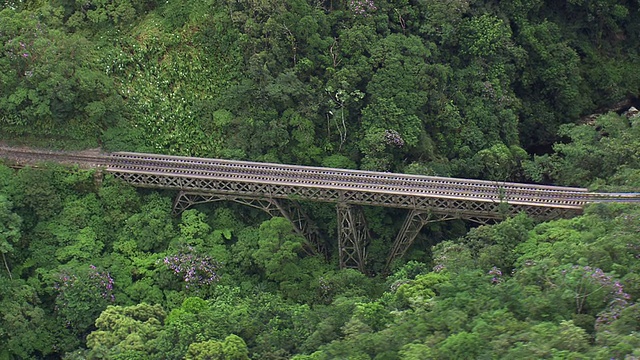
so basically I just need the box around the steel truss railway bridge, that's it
[2,147,639,272]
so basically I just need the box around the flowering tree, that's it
[161,246,220,290]
[384,129,405,147]
[348,0,377,16]
[554,265,631,326]
[488,266,503,284]
[53,265,115,333]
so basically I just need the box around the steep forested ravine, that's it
[1,0,640,359]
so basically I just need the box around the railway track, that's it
[106,152,638,208]
[2,147,639,211]
[0,146,107,167]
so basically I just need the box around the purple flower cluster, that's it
[19,42,29,58]
[390,279,411,292]
[5,40,29,60]
[561,265,632,328]
[488,266,503,284]
[53,273,78,310]
[384,129,405,147]
[627,243,640,259]
[162,247,220,289]
[349,0,377,16]
[582,266,632,327]
[88,264,115,302]
[433,264,445,272]
[523,259,535,267]
[53,265,115,312]
[432,249,450,272]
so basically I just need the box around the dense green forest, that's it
[1,0,640,358]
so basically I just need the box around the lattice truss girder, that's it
[111,172,583,222]
[336,204,369,272]
[173,191,324,256]
[386,210,457,270]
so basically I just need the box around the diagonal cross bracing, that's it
[109,170,586,221]
[337,204,369,272]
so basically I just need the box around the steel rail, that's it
[0,147,108,166]
[108,152,587,192]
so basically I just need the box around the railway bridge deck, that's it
[2,147,639,272]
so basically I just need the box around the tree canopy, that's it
[1,0,640,358]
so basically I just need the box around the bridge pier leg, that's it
[337,204,369,272]
[173,191,325,256]
[271,199,326,257]
[385,210,456,272]
[173,191,201,215]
